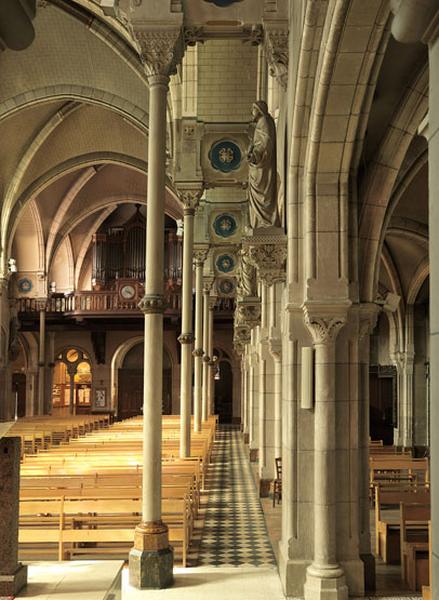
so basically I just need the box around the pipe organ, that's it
[91,207,182,293]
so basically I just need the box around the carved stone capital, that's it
[303,304,349,345]
[177,184,204,213]
[193,248,209,267]
[243,233,287,286]
[134,28,184,77]
[264,28,289,90]
[359,302,380,341]
[234,297,261,332]
[234,325,251,353]
[178,333,194,344]
[208,295,217,310]
[269,338,282,360]
[138,294,165,314]
[203,278,214,294]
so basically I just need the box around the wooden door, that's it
[214,361,233,424]
[118,368,143,419]
[12,373,26,418]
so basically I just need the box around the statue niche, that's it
[246,100,281,230]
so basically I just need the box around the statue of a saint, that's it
[247,100,280,229]
[237,249,258,298]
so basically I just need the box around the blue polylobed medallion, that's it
[218,278,236,295]
[204,0,242,6]
[18,278,32,293]
[216,254,235,273]
[213,214,238,238]
[209,140,242,173]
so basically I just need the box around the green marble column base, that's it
[360,553,376,591]
[0,563,28,596]
[128,546,173,589]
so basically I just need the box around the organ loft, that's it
[0,1,437,600]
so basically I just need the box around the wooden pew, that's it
[19,495,191,566]
[400,502,430,591]
[422,521,432,600]
[374,485,430,563]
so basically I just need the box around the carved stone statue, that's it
[237,249,258,298]
[246,100,280,229]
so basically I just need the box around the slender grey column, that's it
[243,348,250,436]
[193,251,206,432]
[207,298,215,416]
[202,284,211,421]
[129,67,173,589]
[304,311,348,600]
[179,195,198,458]
[38,304,46,415]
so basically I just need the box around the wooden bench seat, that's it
[374,485,430,563]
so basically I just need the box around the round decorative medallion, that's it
[216,254,235,273]
[121,285,136,300]
[209,140,241,173]
[205,0,242,5]
[213,213,237,238]
[17,278,32,293]
[218,278,236,296]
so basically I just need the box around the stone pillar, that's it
[390,8,439,593]
[358,304,379,591]
[201,280,212,422]
[303,308,348,600]
[270,340,282,459]
[193,250,207,432]
[427,21,439,598]
[249,329,259,462]
[37,303,46,415]
[242,348,250,442]
[178,188,202,458]
[128,28,183,589]
[0,437,27,596]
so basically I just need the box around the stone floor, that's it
[124,426,283,599]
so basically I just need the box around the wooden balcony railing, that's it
[17,289,182,317]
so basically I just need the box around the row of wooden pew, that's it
[7,415,111,456]
[17,415,217,566]
[370,440,431,593]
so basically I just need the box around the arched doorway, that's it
[213,347,233,424]
[52,348,92,415]
[117,342,173,419]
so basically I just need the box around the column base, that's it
[0,563,28,596]
[243,432,249,444]
[278,544,310,598]
[304,565,348,600]
[128,521,173,589]
[360,553,376,591]
[249,448,258,462]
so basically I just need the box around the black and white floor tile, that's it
[193,426,277,568]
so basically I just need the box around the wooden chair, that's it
[272,457,282,507]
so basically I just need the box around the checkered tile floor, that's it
[193,427,276,567]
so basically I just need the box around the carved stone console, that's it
[242,229,287,286]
